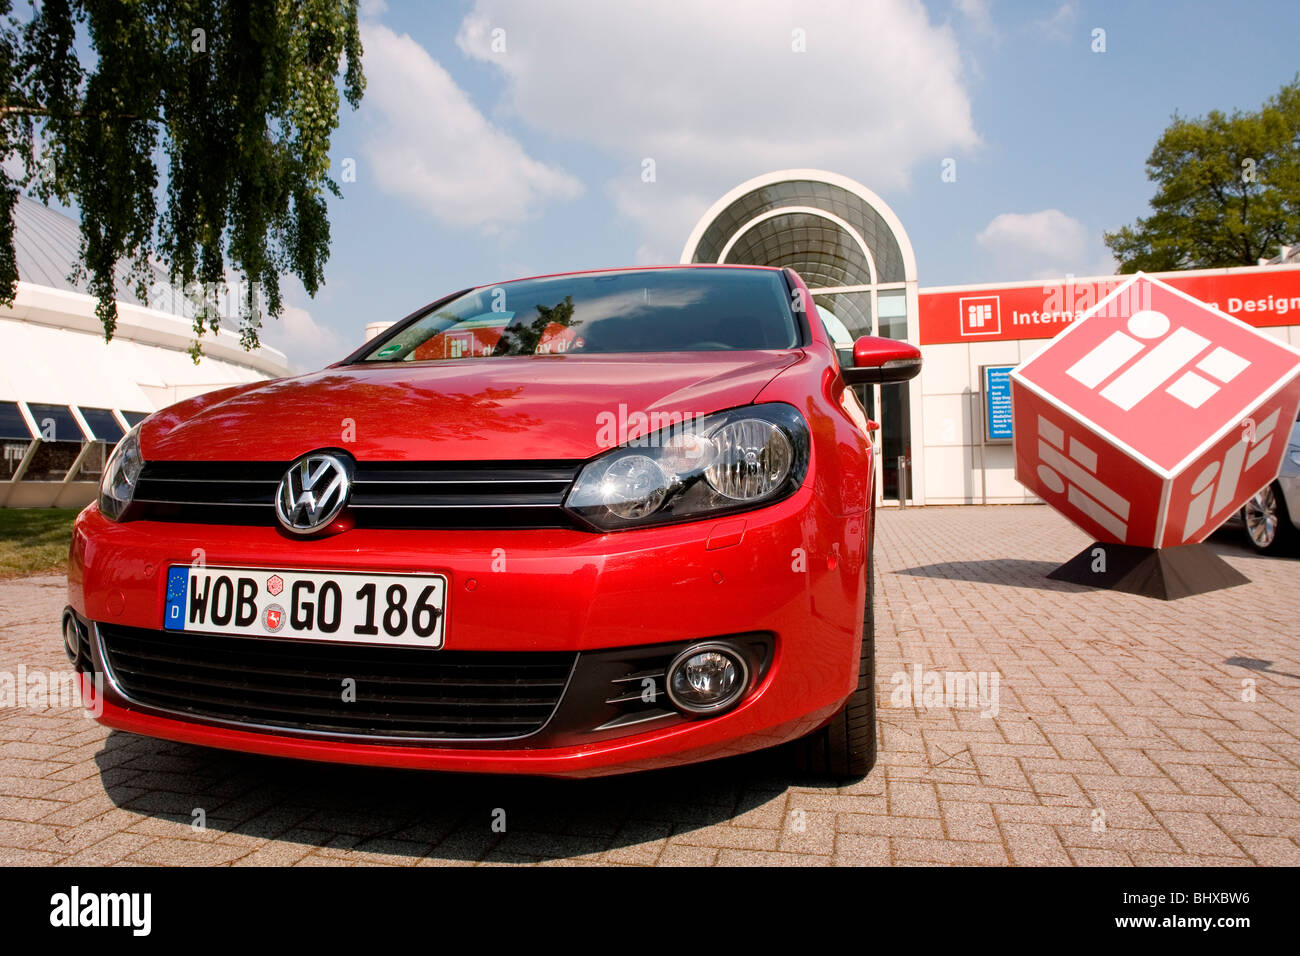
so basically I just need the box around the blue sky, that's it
[39,1,1300,370]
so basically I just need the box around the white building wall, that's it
[1,282,289,509]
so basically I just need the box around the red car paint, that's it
[67,266,889,777]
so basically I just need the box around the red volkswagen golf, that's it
[64,265,920,779]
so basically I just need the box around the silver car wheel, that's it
[1243,486,1278,549]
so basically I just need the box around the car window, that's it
[360,268,798,362]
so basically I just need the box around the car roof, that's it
[472,263,783,292]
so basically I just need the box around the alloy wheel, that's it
[1244,486,1279,549]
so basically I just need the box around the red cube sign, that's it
[1012,273,1300,547]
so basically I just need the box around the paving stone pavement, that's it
[1,505,1297,867]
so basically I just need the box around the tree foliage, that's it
[0,2,30,301]
[1105,80,1300,273]
[0,0,363,356]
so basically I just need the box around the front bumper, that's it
[67,483,867,777]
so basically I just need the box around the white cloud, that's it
[607,182,722,266]
[358,21,582,233]
[456,0,979,262]
[976,209,1113,279]
[1036,3,1077,41]
[260,303,351,374]
[954,0,995,35]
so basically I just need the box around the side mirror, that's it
[841,335,923,385]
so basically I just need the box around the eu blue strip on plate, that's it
[164,566,188,630]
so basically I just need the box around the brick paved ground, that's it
[2,505,1297,866]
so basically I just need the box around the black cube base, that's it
[1047,541,1249,600]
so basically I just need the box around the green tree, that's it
[0,2,31,304]
[1104,80,1300,273]
[1,0,363,357]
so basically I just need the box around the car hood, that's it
[142,352,801,462]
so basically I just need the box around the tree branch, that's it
[0,104,160,122]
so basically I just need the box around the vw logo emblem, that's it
[275,452,352,535]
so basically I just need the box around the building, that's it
[1,196,289,507]
[683,169,1300,506]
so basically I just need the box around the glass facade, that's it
[723,212,875,288]
[877,289,908,339]
[79,407,126,443]
[0,401,32,440]
[1,401,138,497]
[23,441,84,482]
[25,403,84,443]
[813,291,872,340]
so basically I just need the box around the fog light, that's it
[62,611,83,669]
[666,643,749,716]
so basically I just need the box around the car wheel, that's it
[794,514,878,781]
[1242,482,1295,554]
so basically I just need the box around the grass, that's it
[0,508,79,578]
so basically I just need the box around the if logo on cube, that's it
[1011,273,1300,548]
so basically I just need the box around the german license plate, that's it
[163,566,447,648]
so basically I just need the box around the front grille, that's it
[98,625,576,740]
[130,459,583,529]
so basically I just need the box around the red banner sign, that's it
[919,266,1300,345]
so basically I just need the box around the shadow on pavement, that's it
[93,732,847,863]
[1205,523,1299,559]
[891,558,1091,591]
[895,523,1295,590]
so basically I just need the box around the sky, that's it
[39,0,1300,371]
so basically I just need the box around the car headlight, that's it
[564,403,809,531]
[99,424,145,521]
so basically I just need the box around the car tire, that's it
[1242,481,1296,554]
[793,513,878,781]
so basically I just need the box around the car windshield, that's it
[358,268,799,362]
